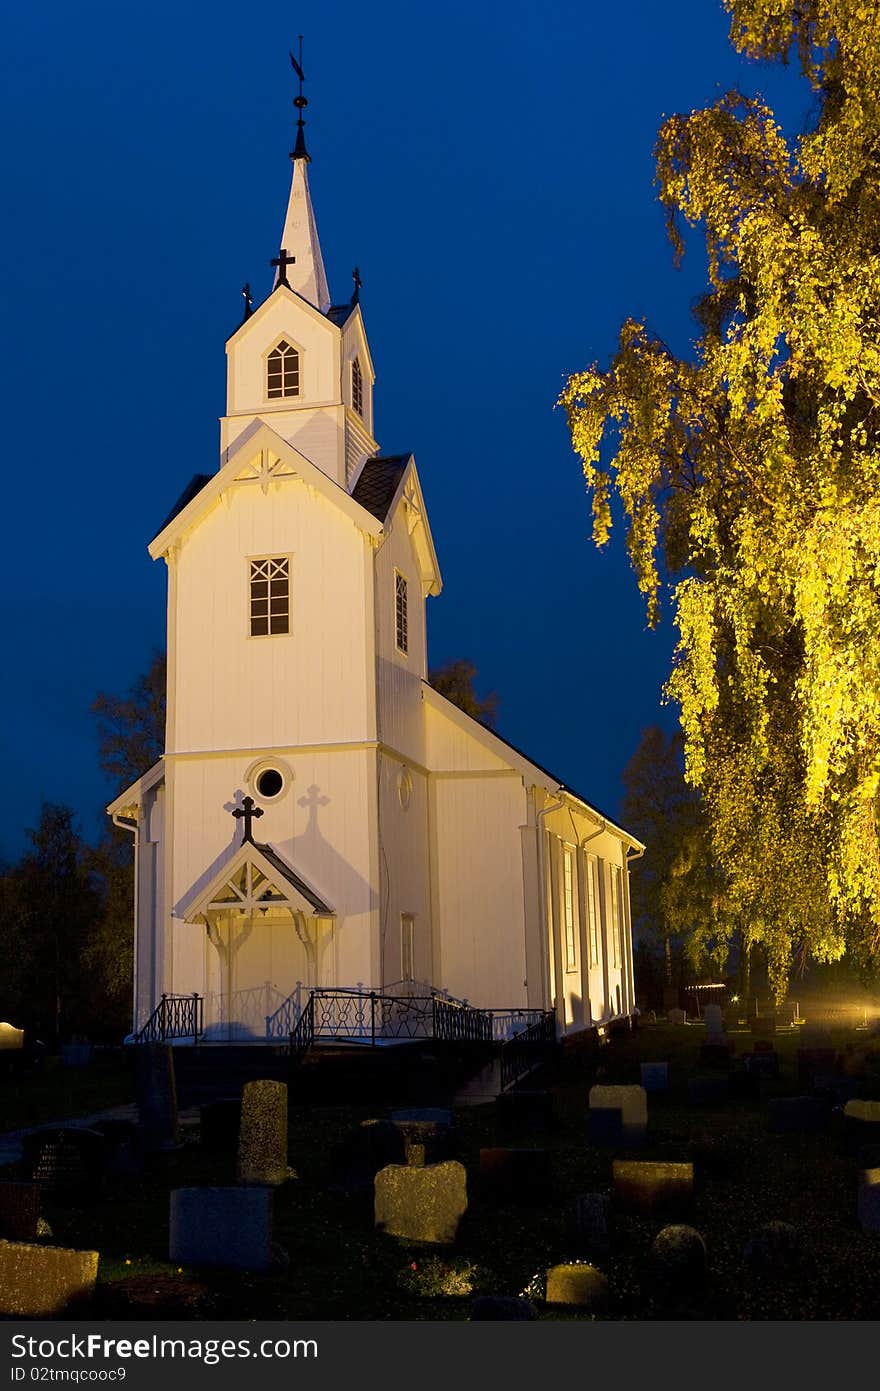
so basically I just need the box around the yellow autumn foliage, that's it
[560,0,880,994]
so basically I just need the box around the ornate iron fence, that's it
[134,993,203,1044]
[499,1009,557,1091]
[489,1008,552,1042]
[289,993,314,1064]
[432,997,493,1045]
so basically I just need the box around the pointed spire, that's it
[274,40,331,312]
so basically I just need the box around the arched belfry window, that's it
[267,340,300,400]
[351,356,363,416]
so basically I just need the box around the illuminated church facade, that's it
[108,79,643,1043]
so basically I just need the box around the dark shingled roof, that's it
[351,455,410,522]
[158,473,212,533]
[254,842,334,914]
[326,303,356,328]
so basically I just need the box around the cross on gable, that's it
[232,796,264,843]
[271,249,296,287]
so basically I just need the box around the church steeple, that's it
[273,43,331,313]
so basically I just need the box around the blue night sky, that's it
[1,1,810,863]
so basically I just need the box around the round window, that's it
[256,768,284,799]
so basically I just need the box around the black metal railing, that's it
[432,996,493,1045]
[289,993,314,1064]
[134,993,203,1044]
[499,1009,557,1091]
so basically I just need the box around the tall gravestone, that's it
[237,1080,288,1186]
[134,1044,179,1152]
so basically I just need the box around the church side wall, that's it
[170,481,375,753]
[375,505,428,768]
[430,775,529,1009]
[376,753,432,987]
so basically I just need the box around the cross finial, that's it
[289,37,311,163]
[271,248,296,288]
[232,795,264,843]
[241,282,253,321]
[351,266,362,305]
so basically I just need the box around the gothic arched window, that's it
[267,340,300,399]
[351,356,363,416]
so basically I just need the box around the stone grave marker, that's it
[639,1062,668,1094]
[767,1096,828,1134]
[374,1160,467,1244]
[668,1009,687,1025]
[703,1004,725,1040]
[169,1187,273,1272]
[90,1119,141,1178]
[612,1160,693,1214]
[0,1240,98,1317]
[651,1224,707,1290]
[479,1148,550,1205]
[23,1128,107,1204]
[391,1118,451,1165]
[545,1263,608,1311]
[743,1221,801,1275]
[470,1295,537,1320]
[134,1043,179,1151]
[588,1085,647,1146]
[237,1079,288,1186]
[858,1167,880,1234]
[0,1181,41,1242]
[573,1193,611,1259]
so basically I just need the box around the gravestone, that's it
[134,1043,179,1151]
[0,1181,41,1241]
[767,1096,828,1134]
[687,1077,729,1106]
[573,1193,611,1259]
[545,1263,608,1311]
[668,1009,687,1025]
[496,1089,554,1132]
[0,1022,24,1050]
[332,1119,407,1192]
[844,1099,880,1130]
[90,1119,141,1178]
[237,1079,288,1186]
[470,1295,537,1321]
[479,1148,551,1205]
[640,1062,668,1094]
[0,1240,98,1317]
[169,1187,273,1272]
[612,1160,693,1214]
[588,1085,647,1145]
[858,1167,880,1234]
[743,1221,801,1275]
[643,1010,657,1025]
[703,1004,725,1041]
[200,1098,242,1151]
[651,1224,707,1290]
[374,1160,467,1244]
[23,1128,107,1203]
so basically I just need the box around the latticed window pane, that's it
[251,557,290,636]
[267,340,300,400]
[352,357,363,416]
[395,571,408,654]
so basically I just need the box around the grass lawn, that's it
[4,1021,880,1320]
[0,1051,134,1133]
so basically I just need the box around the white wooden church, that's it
[107,73,643,1046]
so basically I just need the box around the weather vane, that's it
[351,266,362,306]
[289,37,310,162]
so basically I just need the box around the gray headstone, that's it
[668,1008,687,1025]
[0,1182,41,1241]
[0,1240,98,1317]
[134,1043,179,1151]
[703,1004,724,1041]
[169,1187,273,1272]
[640,1061,669,1093]
[651,1224,707,1290]
[374,1160,467,1244]
[573,1193,611,1259]
[237,1079,288,1186]
[613,1160,693,1214]
[589,1085,647,1144]
[545,1263,608,1310]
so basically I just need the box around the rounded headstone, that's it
[743,1221,801,1275]
[545,1262,609,1311]
[651,1225,707,1289]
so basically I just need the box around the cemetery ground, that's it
[3,1019,880,1320]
